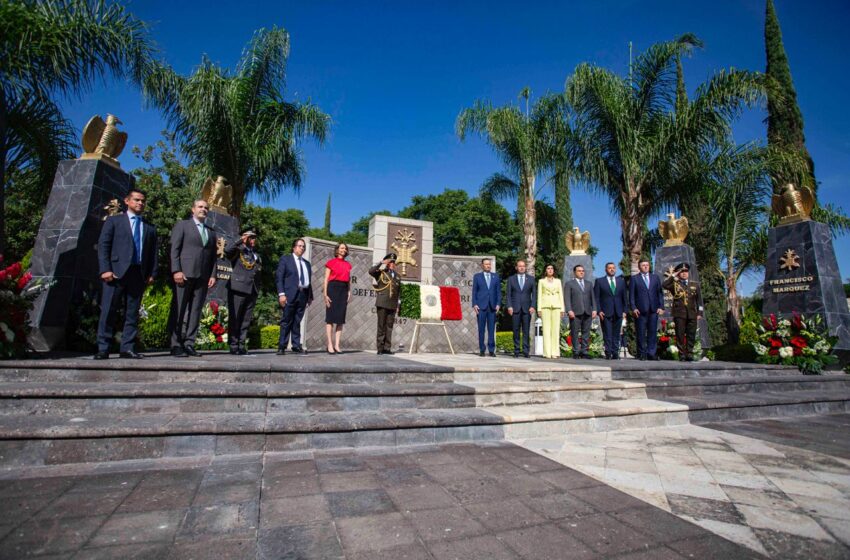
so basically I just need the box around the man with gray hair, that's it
[167,199,218,357]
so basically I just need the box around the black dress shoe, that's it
[384,350,395,355]
[489,352,496,357]
[119,351,144,359]
[93,351,109,360]
[171,347,188,358]
[639,356,647,361]
[276,348,286,356]
[479,351,485,357]
[513,353,519,358]
[184,346,201,357]
[648,355,658,361]
[238,347,248,355]
[292,347,306,354]
[523,353,530,358]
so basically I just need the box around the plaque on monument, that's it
[386,223,422,282]
[763,220,850,351]
[28,159,134,350]
[654,213,710,347]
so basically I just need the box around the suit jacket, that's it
[170,219,217,280]
[629,272,664,313]
[594,275,628,317]
[564,277,596,316]
[506,274,536,313]
[537,278,564,311]
[98,213,158,280]
[472,271,501,311]
[663,276,704,319]
[225,238,261,294]
[275,254,314,303]
[369,263,401,310]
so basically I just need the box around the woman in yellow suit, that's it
[537,264,565,358]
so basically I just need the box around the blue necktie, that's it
[132,216,142,265]
[485,273,490,289]
[519,275,524,290]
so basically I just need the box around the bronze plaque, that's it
[386,223,422,282]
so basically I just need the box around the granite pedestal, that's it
[654,244,711,348]
[562,254,593,284]
[28,159,134,351]
[203,210,239,304]
[763,220,850,351]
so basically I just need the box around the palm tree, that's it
[0,0,156,254]
[565,34,772,274]
[144,28,330,217]
[456,89,567,272]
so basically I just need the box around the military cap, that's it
[674,262,690,273]
[384,252,397,262]
[240,225,257,237]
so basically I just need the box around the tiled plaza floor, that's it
[0,442,758,559]
[515,414,850,559]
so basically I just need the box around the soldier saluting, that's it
[369,253,402,355]
[662,263,703,362]
[224,225,261,355]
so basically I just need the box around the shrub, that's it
[260,325,280,349]
[496,331,514,353]
[399,283,421,319]
[138,283,172,350]
[738,304,762,346]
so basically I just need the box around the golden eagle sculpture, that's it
[658,213,689,246]
[772,183,814,225]
[81,114,127,167]
[565,227,591,255]
[201,175,233,215]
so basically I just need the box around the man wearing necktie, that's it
[594,262,629,359]
[663,262,703,361]
[275,238,314,354]
[94,189,158,360]
[629,259,665,360]
[167,200,218,357]
[506,260,536,358]
[472,258,501,357]
[564,264,597,359]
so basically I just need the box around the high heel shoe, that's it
[334,348,342,354]
[326,348,336,355]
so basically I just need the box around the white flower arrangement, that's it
[778,346,793,358]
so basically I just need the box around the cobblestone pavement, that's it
[0,442,758,559]
[515,414,850,559]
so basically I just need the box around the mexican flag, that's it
[399,283,462,321]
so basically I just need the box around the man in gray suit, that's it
[167,199,218,357]
[564,264,597,359]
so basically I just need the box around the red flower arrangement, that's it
[752,311,836,374]
[439,286,462,321]
[0,257,52,359]
[198,301,229,349]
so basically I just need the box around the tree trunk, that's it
[522,173,537,273]
[232,181,244,218]
[620,189,643,275]
[726,273,741,344]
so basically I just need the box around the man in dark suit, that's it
[663,262,703,361]
[472,258,501,357]
[369,253,402,355]
[629,259,665,360]
[167,199,218,357]
[94,188,158,360]
[564,264,597,359]
[276,238,313,354]
[594,262,629,360]
[505,259,536,358]
[225,225,262,356]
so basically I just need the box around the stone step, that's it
[611,361,797,379]
[3,391,849,468]
[0,380,647,414]
[643,374,850,397]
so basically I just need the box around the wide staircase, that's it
[0,352,848,469]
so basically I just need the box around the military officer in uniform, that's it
[225,226,261,355]
[662,263,703,361]
[369,253,402,355]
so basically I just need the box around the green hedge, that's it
[259,325,280,349]
[139,284,172,350]
[496,331,515,353]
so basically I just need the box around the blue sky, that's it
[63,0,850,294]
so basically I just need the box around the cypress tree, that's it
[323,193,332,235]
[765,0,816,193]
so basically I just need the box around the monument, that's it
[654,212,710,347]
[199,176,239,304]
[302,216,490,353]
[562,226,593,282]
[763,184,850,351]
[28,115,133,350]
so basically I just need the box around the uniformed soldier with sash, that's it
[369,252,402,355]
[662,262,703,361]
[225,225,261,355]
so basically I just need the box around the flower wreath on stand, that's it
[559,321,605,358]
[197,300,229,350]
[752,312,837,374]
[0,257,53,359]
[656,319,703,360]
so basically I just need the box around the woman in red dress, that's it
[323,242,352,353]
